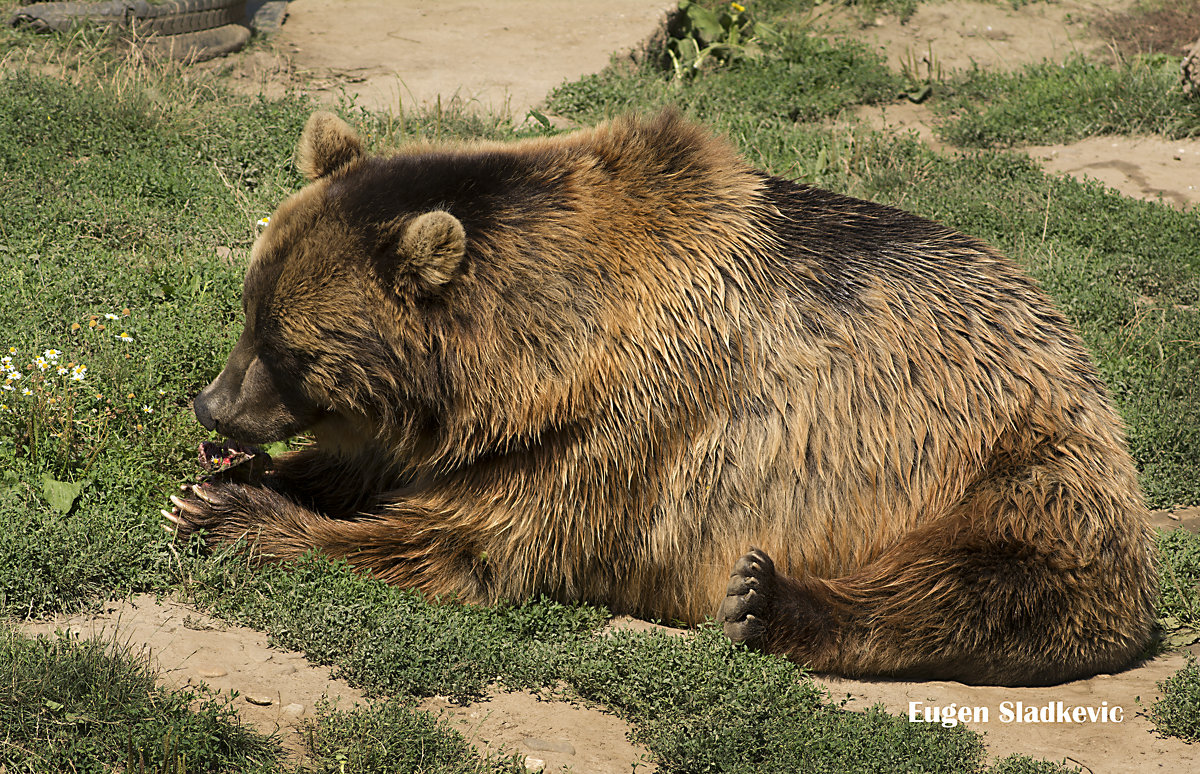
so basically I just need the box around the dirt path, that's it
[229,0,672,119]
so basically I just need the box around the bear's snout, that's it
[193,387,220,433]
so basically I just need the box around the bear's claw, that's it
[164,483,235,542]
[718,548,776,647]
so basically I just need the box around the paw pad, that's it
[718,548,776,646]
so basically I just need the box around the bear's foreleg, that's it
[165,482,493,602]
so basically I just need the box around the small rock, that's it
[523,758,546,773]
[245,694,274,706]
[523,737,576,755]
[197,667,228,678]
[281,702,306,717]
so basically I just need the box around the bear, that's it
[167,109,1158,687]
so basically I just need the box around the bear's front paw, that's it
[162,482,250,544]
[717,548,777,647]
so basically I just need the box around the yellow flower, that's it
[731,2,745,12]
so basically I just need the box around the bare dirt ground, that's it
[219,0,673,121]
[19,1,1200,771]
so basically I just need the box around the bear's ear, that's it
[398,211,466,290]
[296,111,364,180]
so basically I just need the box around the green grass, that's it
[0,623,530,773]
[304,698,526,774]
[549,26,901,127]
[934,55,1200,147]
[0,625,281,772]
[0,0,1198,766]
[1157,528,1200,646]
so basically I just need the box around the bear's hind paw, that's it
[717,548,777,647]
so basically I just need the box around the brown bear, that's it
[167,110,1158,686]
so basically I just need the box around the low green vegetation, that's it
[0,625,279,772]
[1149,655,1200,743]
[934,55,1200,147]
[304,698,526,774]
[1,0,1199,768]
[190,552,1060,773]
[0,623,528,772]
[1157,528,1200,646]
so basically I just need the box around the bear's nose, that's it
[193,390,219,432]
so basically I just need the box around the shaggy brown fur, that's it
[171,110,1157,686]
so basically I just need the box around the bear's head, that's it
[193,112,469,449]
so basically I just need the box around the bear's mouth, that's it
[198,440,270,479]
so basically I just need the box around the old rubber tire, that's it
[141,21,250,62]
[136,1,247,36]
[10,0,246,35]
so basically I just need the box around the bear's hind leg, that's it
[718,548,839,658]
[719,463,1156,685]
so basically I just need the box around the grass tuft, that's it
[933,55,1200,147]
[1149,655,1200,742]
[0,625,281,772]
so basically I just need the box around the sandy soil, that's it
[223,0,673,119]
[15,1,1200,771]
